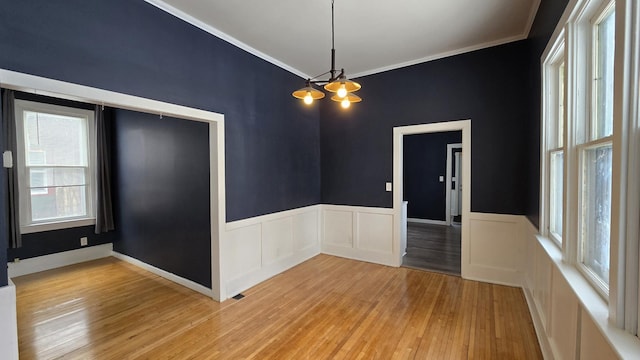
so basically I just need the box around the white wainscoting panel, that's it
[0,281,18,360]
[533,239,552,330]
[293,211,319,251]
[357,212,393,254]
[322,205,396,266]
[322,209,354,248]
[223,205,321,299]
[262,217,294,266]
[464,212,525,286]
[225,223,263,282]
[549,266,579,360]
[580,309,619,360]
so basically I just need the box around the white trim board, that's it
[8,243,114,278]
[112,252,214,298]
[407,218,448,226]
[0,280,18,360]
[445,142,463,226]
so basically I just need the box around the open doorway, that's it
[392,120,470,278]
[401,131,462,275]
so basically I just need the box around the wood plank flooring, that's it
[14,255,541,359]
[403,222,461,275]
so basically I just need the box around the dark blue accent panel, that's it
[403,132,462,221]
[7,227,115,261]
[321,40,533,215]
[525,0,570,228]
[0,0,321,223]
[111,109,212,288]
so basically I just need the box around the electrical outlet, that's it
[80,237,88,246]
[385,182,392,192]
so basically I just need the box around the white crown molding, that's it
[143,0,310,79]
[349,34,527,79]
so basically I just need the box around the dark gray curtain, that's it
[2,89,21,248]
[94,105,114,234]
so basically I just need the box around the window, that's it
[542,0,640,342]
[577,5,615,292]
[14,100,96,233]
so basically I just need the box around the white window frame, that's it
[14,99,97,233]
[573,0,615,299]
[541,34,566,247]
[543,0,640,338]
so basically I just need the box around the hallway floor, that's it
[402,222,461,275]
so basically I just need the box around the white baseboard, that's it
[111,252,214,298]
[0,280,18,360]
[8,243,114,278]
[407,218,448,226]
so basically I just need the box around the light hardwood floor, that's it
[14,255,542,359]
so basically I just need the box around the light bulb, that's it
[337,84,347,98]
[341,99,350,109]
[304,92,313,105]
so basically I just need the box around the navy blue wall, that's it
[403,131,462,221]
[0,0,321,223]
[525,0,570,228]
[112,110,211,287]
[8,227,116,261]
[321,40,533,214]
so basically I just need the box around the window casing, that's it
[543,42,566,246]
[14,100,96,233]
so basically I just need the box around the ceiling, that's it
[147,0,540,79]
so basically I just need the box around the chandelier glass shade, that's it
[291,0,362,108]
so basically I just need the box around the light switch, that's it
[385,182,392,192]
[3,151,13,168]
[439,176,444,182]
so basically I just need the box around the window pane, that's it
[29,168,86,188]
[31,185,87,222]
[581,144,612,285]
[24,111,88,166]
[549,151,564,241]
[595,10,615,139]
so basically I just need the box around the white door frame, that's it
[445,143,463,225]
[393,120,471,277]
[0,69,227,301]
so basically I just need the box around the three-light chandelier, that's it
[292,0,362,109]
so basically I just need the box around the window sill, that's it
[21,218,96,234]
[535,235,640,359]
